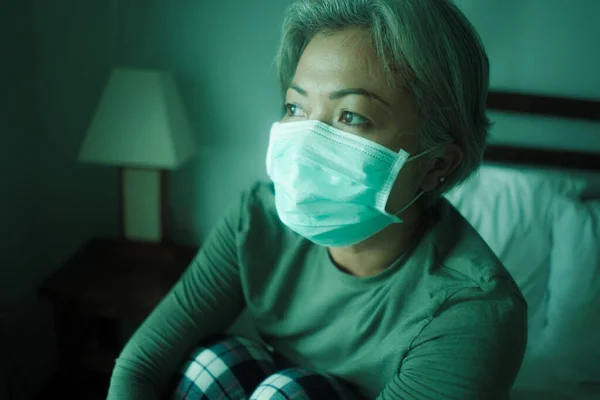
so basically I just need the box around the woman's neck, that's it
[328,205,426,277]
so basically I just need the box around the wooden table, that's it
[37,238,197,398]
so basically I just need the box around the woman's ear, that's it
[420,143,463,192]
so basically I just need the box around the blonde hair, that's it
[275,0,491,206]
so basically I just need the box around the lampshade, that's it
[79,68,196,169]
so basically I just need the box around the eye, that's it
[339,111,371,128]
[284,103,306,118]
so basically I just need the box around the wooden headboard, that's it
[484,91,600,171]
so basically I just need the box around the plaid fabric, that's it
[170,335,359,400]
[250,368,359,400]
[171,335,277,400]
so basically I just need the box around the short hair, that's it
[275,0,491,207]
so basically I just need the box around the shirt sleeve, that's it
[106,194,247,400]
[377,284,527,400]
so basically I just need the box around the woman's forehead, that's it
[293,27,393,96]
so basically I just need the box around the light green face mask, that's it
[266,119,439,247]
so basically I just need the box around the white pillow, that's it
[540,198,600,383]
[501,164,589,198]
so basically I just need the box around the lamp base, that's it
[120,168,164,242]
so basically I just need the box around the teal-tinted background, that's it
[1,0,599,396]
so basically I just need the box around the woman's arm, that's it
[378,284,527,400]
[107,196,247,399]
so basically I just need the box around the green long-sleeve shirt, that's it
[107,182,527,399]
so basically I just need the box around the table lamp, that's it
[79,68,196,243]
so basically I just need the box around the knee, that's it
[250,368,358,400]
[192,335,275,368]
[171,335,277,399]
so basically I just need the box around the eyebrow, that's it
[289,84,391,109]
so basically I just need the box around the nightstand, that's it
[37,238,197,398]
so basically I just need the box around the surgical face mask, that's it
[266,119,436,247]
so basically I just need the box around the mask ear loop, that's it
[392,175,446,218]
[389,147,442,217]
[392,190,425,217]
[383,145,446,221]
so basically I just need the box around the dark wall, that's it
[1,0,42,398]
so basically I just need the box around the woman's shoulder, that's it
[409,198,527,353]
[238,180,278,227]
[231,180,300,250]
[425,197,526,305]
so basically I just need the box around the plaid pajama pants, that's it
[170,335,360,400]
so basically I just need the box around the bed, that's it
[444,91,600,399]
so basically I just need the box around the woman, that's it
[107,0,526,399]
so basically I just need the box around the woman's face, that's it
[282,27,420,152]
[281,26,427,213]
